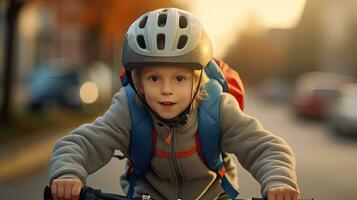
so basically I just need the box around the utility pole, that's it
[0,0,24,123]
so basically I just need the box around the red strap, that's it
[176,146,196,158]
[126,160,135,175]
[120,68,126,82]
[217,166,226,178]
[154,147,197,160]
[153,130,200,160]
[154,148,171,159]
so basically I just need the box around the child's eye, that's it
[148,75,159,82]
[174,76,185,82]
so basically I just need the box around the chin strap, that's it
[126,69,203,128]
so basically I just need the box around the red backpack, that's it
[212,58,244,110]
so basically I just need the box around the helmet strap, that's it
[177,69,203,124]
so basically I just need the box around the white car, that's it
[329,83,357,135]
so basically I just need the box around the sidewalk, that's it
[0,128,71,183]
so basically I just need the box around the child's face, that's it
[140,66,194,120]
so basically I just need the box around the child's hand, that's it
[267,186,300,200]
[51,178,83,200]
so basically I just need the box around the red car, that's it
[293,71,354,119]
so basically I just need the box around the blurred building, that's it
[287,0,357,78]
[10,0,174,108]
[14,1,88,108]
[224,0,357,85]
[319,0,357,75]
[17,1,86,76]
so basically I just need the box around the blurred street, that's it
[1,91,357,200]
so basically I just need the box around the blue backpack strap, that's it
[198,80,222,169]
[198,79,240,199]
[124,86,154,197]
[205,59,229,92]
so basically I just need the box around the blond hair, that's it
[191,69,208,110]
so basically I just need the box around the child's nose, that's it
[161,81,173,95]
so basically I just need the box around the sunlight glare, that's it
[173,0,307,57]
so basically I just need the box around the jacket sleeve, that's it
[220,93,299,195]
[49,88,131,184]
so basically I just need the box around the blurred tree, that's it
[224,32,281,85]
[78,0,174,64]
[1,0,24,123]
[224,0,326,85]
[284,0,324,79]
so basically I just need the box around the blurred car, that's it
[258,77,293,103]
[28,67,84,110]
[293,71,354,119]
[27,61,114,112]
[329,83,357,135]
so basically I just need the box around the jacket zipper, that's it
[169,128,184,199]
[164,128,174,145]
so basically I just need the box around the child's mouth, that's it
[159,101,176,106]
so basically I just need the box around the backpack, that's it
[120,59,245,199]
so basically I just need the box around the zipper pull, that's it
[164,128,174,145]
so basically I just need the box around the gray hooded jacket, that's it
[49,88,298,200]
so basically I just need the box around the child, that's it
[49,8,300,200]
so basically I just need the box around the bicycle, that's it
[43,185,268,200]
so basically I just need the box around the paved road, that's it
[245,92,357,200]
[1,92,357,200]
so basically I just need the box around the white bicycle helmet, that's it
[122,8,212,127]
[122,8,213,71]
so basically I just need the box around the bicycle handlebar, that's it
[44,186,141,200]
[44,185,268,200]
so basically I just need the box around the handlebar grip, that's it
[252,197,268,200]
[43,185,91,200]
[44,186,52,200]
[44,185,130,200]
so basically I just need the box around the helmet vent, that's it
[137,35,146,49]
[139,15,148,29]
[157,34,165,50]
[158,14,167,27]
[177,35,188,49]
[179,16,188,28]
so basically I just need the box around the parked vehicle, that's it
[27,66,83,110]
[329,83,357,135]
[293,71,354,119]
[27,61,114,112]
[258,77,293,103]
